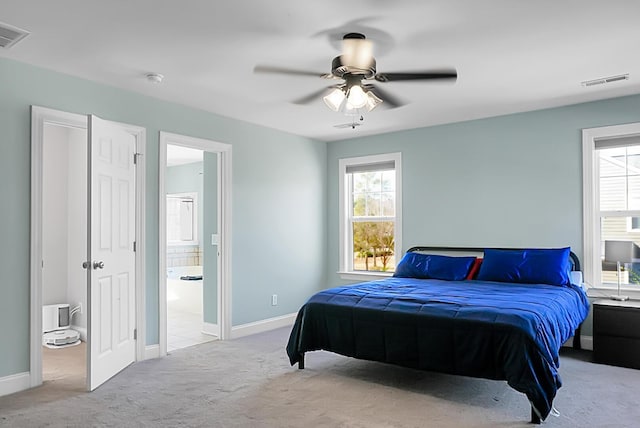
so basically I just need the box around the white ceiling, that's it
[166,144,203,167]
[2,1,640,142]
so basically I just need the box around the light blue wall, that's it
[202,152,218,324]
[0,57,327,379]
[231,128,327,324]
[326,94,640,288]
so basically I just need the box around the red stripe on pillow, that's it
[466,258,483,280]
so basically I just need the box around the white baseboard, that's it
[562,335,593,351]
[231,312,297,339]
[202,322,219,337]
[0,372,30,397]
[144,344,160,360]
[71,325,87,342]
[580,335,593,351]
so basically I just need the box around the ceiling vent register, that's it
[582,73,629,87]
[0,22,30,49]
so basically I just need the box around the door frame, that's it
[29,106,147,388]
[159,132,232,354]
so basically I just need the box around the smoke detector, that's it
[582,73,629,87]
[0,21,30,49]
[145,73,164,84]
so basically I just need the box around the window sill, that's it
[168,242,200,247]
[337,271,393,281]
[586,287,640,301]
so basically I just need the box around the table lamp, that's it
[604,240,634,301]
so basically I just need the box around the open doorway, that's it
[159,132,232,355]
[41,123,87,391]
[165,145,216,351]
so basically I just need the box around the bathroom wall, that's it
[66,126,88,332]
[42,124,88,333]
[42,124,70,306]
[166,246,201,267]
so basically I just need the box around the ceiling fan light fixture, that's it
[346,85,368,109]
[364,90,383,112]
[323,88,346,111]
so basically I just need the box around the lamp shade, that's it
[346,85,367,109]
[323,88,346,112]
[604,240,635,263]
[364,90,382,112]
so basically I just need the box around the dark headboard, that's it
[406,246,581,272]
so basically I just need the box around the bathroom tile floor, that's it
[167,309,217,352]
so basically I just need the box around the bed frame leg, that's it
[298,353,305,370]
[573,323,582,350]
[530,407,541,424]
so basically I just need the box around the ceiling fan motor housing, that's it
[331,56,376,79]
[333,32,376,79]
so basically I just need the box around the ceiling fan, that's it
[254,32,457,114]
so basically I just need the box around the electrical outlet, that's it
[271,294,278,306]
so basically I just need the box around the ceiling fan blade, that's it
[254,65,332,79]
[364,84,404,109]
[374,69,457,83]
[291,86,335,105]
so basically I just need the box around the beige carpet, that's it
[1,327,639,427]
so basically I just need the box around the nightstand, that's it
[593,299,640,369]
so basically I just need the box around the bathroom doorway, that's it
[159,132,231,354]
[165,145,214,351]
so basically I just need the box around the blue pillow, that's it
[476,248,571,286]
[394,253,476,281]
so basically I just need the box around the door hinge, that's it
[133,241,136,252]
[133,329,137,340]
[133,153,142,165]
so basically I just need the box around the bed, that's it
[286,246,590,424]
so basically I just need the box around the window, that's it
[339,153,402,277]
[167,193,198,245]
[583,124,640,290]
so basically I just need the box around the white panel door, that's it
[88,115,136,391]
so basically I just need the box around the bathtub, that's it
[167,265,203,315]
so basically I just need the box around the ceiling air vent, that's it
[582,73,629,87]
[0,22,30,49]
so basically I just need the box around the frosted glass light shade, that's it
[364,91,383,112]
[323,88,346,112]
[346,85,367,109]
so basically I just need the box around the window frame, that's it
[166,191,199,246]
[338,152,402,280]
[583,122,640,295]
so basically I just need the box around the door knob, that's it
[82,261,90,269]
[93,261,105,269]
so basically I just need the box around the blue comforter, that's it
[286,277,589,420]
